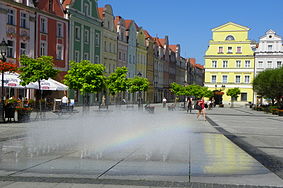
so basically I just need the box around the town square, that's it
[0,0,283,187]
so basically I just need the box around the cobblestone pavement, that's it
[0,104,282,188]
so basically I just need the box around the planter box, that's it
[219,104,224,108]
[278,110,283,116]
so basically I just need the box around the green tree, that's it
[170,83,185,102]
[226,88,241,107]
[19,55,59,114]
[128,76,149,108]
[185,85,212,99]
[64,60,106,108]
[107,67,130,104]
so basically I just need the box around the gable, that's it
[212,22,250,32]
[37,0,65,17]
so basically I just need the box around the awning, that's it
[32,78,68,91]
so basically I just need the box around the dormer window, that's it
[269,35,272,38]
[225,35,235,40]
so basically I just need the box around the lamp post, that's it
[137,72,142,108]
[0,39,8,122]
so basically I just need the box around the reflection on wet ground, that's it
[0,111,281,186]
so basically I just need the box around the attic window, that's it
[225,35,235,40]
[269,35,272,38]
[49,0,53,12]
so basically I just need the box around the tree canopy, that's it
[170,83,213,99]
[107,67,129,95]
[19,55,59,86]
[253,67,283,105]
[64,60,106,94]
[128,76,149,93]
[226,88,241,99]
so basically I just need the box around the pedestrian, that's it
[61,94,68,109]
[187,97,193,113]
[196,97,206,121]
[162,97,167,108]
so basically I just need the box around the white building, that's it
[255,29,283,75]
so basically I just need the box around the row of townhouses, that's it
[0,0,204,104]
[204,22,283,105]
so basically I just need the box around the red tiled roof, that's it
[158,38,166,46]
[196,64,204,69]
[62,0,71,10]
[169,45,177,52]
[125,20,133,30]
[98,7,104,19]
[153,37,164,48]
[144,30,153,40]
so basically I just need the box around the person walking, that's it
[196,97,206,121]
[162,97,167,108]
[187,97,193,113]
[61,94,68,110]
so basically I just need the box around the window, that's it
[7,9,15,25]
[235,75,241,83]
[104,41,107,52]
[228,47,232,53]
[57,23,63,38]
[123,53,126,61]
[40,41,47,56]
[119,52,122,60]
[40,18,47,33]
[236,60,241,68]
[20,12,27,28]
[245,60,250,68]
[20,42,27,55]
[268,45,272,51]
[84,3,90,16]
[237,47,241,53]
[258,61,263,68]
[222,75,227,83]
[75,26,80,40]
[244,75,250,83]
[218,47,223,53]
[225,35,235,40]
[212,61,217,68]
[95,33,100,47]
[129,55,132,64]
[109,43,112,53]
[267,61,272,68]
[84,53,89,60]
[95,55,99,64]
[7,40,14,58]
[223,61,228,68]
[241,93,247,101]
[56,44,63,60]
[211,75,216,83]
[84,30,89,43]
[277,61,282,68]
[75,51,80,62]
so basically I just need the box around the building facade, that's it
[136,27,147,77]
[144,30,154,103]
[255,29,283,75]
[63,0,102,104]
[98,5,117,75]
[125,20,137,78]
[204,22,254,104]
[115,16,128,68]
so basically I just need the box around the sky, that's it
[98,0,283,65]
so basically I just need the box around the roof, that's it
[169,45,177,52]
[62,0,71,10]
[37,0,65,17]
[125,20,133,30]
[98,7,104,19]
[153,37,164,48]
[195,64,204,69]
[114,16,122,27]
[144,30,153,40]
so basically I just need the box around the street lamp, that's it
[0,39,8,122]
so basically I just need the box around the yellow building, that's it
[136,27,147,77]
[204,22,254,105]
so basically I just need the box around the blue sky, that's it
[98,0,283,65]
